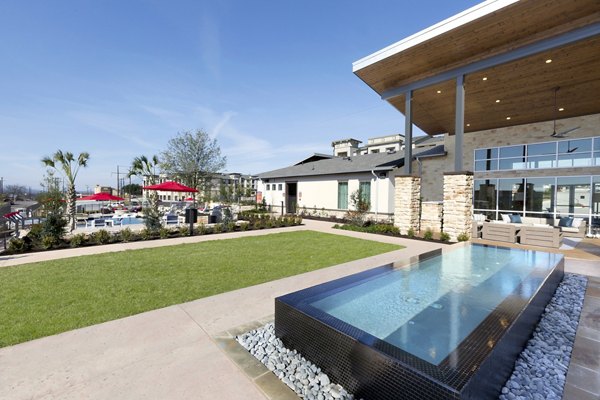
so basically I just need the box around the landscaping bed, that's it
[2,215,303,255]
[333,223,457,244]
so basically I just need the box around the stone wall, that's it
[394,176,421,234]
[443,173,473,241]
[420,201,443,233]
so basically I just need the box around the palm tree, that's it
[128,155,161,230]
[41,150,90,232]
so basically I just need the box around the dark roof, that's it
[413,135,444,146]
[259,145,445,179]
[294,153,334,165]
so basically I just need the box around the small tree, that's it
[129,155,161,230]
[346,188,370,226]
[121,183,142,196]
[160,129,226,203]
[41,150,90,232]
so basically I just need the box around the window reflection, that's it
[498,179,525,212]
[556,177,590,215]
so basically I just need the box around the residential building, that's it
[257,144,445,220]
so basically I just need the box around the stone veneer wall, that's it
[417,113,600,202]
[394,176,421,234]
[443,172,473,241]
[420,201,443,233]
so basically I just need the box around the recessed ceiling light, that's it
[482,77,488,81]
[436,90,442,94]
[559,107,565,111]
[466,123,471,127]
[506,116,511,120]
[495,99,501,103]
[545,59,552,64]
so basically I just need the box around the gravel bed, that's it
[238,273,587,400]
[499,273,587,400]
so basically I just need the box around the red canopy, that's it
[184,197,195,201]
[143,181,198,193]
[78,193,125,201]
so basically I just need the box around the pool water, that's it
[309,245,560,364]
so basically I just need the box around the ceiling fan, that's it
[550,86,580,138]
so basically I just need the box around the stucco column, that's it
[443,172,473,241]
[394,175,421,235]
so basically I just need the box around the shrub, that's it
[179,226,190,236]
[440,231,451,242]
[41,235,59,249]
[92,229,111,244]
[140,228,154,241]
[407,227,415,238]
[423,229,434,240]
[27,224,44,242]
[120,227,134,242]
[159,227,170,239]
[197,224,207,235]
[457,232,470,242]
[40,214,68,242]
[70,233,87,248]
[295,216,303,225]
[8,238,26,253]
[239,222,249,231]
[213,224,222,233]
[227,222,236,232]
[264,218,273,229]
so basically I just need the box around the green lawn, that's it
[0,230,401,347]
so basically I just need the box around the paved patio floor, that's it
[1,220,599,399]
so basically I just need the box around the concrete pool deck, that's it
[1,220,599,399]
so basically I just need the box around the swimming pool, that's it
[275,244,563,400]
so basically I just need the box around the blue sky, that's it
[0,0,479,191]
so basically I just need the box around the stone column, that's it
[443,172,473,241]
[394,175,421,235]
[421,201,443,233]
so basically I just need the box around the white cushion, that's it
[561,227,579,233]
[473,214,485,222]
[533,223,550,227]
[501,213,511,223]
[572,218,583,228]
[491,220,507,224]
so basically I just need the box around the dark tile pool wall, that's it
[275,255,564,400]
[275,300,460,400]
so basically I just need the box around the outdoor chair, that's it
[482,222,520,243]
[518,225,562,248]
[163,215,179,226]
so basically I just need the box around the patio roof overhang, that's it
[353,0,600,136]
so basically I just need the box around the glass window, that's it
[278,184,283,191]
[475,159,498,171]
[499,145,525,158]
[556,176,590,216]
[475,148,499,160]
[557,153,592,168]
[497,179,525,212]
[592,176,600,215]
[594,152,600,166]
[594,138,600,151]
[525,178,555,214]
[527,142,556,156]
[558,139,592,154]
[527,155,555,169]
[499,158,526,170]
[266,184,270,190]
[337,182,348,210]
[474,179,497,210]
[359,181,371,209]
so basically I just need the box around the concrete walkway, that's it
[0,220,443,400]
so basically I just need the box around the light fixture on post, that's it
[550,87,579,138]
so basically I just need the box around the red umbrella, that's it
[78,193,125,201]
[143,181,198,193]
[184,197,194,201]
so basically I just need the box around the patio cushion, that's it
[558,217,573,227]
[501,213,511,223]
[572,217,584,228]
[560,227,579,233]
[509,214,522,223]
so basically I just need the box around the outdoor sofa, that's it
[474,214,586,240]
[518,225,563,248]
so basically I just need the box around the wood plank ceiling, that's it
[355,0,600,135]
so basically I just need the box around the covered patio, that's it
[353,0,600,241]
